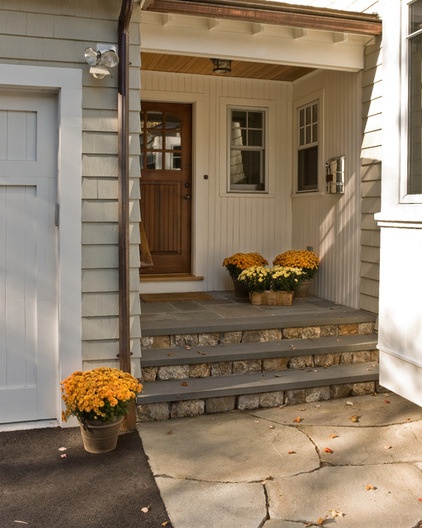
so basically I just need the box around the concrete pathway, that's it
[138,393,422,528]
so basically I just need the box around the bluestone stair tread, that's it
[141,308,377,336]
[138,362,379,404]
[141,334,378,367]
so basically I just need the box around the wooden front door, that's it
[140,102,192,275]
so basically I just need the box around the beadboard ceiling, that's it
[141,52,315,82]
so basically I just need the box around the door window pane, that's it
[140,111,182,170]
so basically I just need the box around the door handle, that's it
[184,194,191,199]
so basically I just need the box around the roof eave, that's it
[144,0,382,36]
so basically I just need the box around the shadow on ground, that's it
[0,427,171,528]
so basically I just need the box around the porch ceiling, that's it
[141,52,314,82]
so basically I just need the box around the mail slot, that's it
[325,156,345,194]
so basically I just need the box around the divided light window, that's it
[297,101,319,192]
[408,0,422,194]
[229,108,266,192]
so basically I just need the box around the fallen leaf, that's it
[346,401,354,406]
[349,415,360,423]
[293,416,302,423]
[290,344,296,350]
[161,522,170,527]
[384,445,392,450]
[180,381,188,386]
[197,350,207,355]
[58,447,67,452]
[328,434,339,439]
[384,400,391,404]
[269,425,275,429]
[316,517,328,525]
[366,484,376,491]
[60,453,67,459]
[329,509,345,518]
[184,345,191,350]
[324,447,334,454]
[167,352,175,357]
[141,505,151,513]
[417,498,422,502]
[288,450,296,454]
[166,429,175,435]
[13,522,29,525]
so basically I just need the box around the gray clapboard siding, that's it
[0,1,142,372]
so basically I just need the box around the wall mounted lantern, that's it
[211,58,232,75]
[84,45,120,79]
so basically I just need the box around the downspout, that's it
[118,0,134,374]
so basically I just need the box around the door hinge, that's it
[55,203,60,226]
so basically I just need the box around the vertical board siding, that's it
[292,70,362,309]
[141,68,368,309]
[141,71,292,292]
[0,1,142,373]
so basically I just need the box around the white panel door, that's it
[0,91,58,424]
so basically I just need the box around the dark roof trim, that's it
[144,0,382,36]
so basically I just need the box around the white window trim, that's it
[400,0,422,204]
[0,64,83,425]
[219,97,275,197]
[293,89,325,197]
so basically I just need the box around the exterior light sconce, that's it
[84,45,119,79]
[211,58,232,75]
[325,155,345,194]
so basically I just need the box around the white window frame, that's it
[400,0,422,203]
[227,106,267,193]
[297,100,319,193]
[218,97,275,197]
[293,90,324,197]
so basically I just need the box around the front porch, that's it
[140,291,376,336]
[138,293,379,421]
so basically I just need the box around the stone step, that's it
[141,334,378,368]
[136,362,379,421]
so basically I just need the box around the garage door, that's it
[0,91,58,424]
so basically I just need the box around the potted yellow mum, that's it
[61,367,143,453]
[222,252,268,297]
[237,265,305,305]
[273,250,320,297]
[273,249,319,279]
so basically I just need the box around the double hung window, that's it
[297,101,319,192]
[229,108,266,192]
[408,0,422,194]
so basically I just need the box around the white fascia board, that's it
[140,12,372,71]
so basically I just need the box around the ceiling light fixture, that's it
[211,58,232,75]
[84,45,120,79]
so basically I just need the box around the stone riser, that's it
[140,321,376,351]
[142,349,379,382]
[137,376,380,422]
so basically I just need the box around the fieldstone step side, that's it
[141,334,378,367]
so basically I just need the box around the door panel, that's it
[0,92,58,424]
[140,102,192,275]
